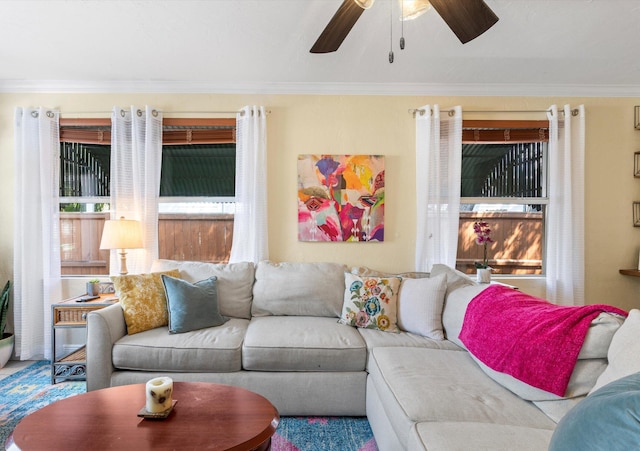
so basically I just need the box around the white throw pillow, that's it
[590,309,640,394]
[397,273,447,340]
[429,264,477,295]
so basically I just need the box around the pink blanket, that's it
[459,285,627,396]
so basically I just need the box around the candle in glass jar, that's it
[145,377,173,413]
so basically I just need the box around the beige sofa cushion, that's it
[472,356,607,401]
[357,328,462,371]
[112,318,249,372]
[408,422,553,451]
[442,284,489,348]
[150,259,255,319]
[368,347,555,448]
[242,316,366,371]
[350,266,429,279]
[357,328,463,352]
[252,261,347,317]
[430,263,477,295]
[533,397,584,423]
[590,308,640,393]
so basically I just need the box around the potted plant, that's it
[473,221,494,283]
[0,280,13,368]
[86,279,100,296]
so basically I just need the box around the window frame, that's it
[58,117,238,275]
[459,119,549,276]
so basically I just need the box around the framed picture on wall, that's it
[634,202,640,227]
[297,154,385,242]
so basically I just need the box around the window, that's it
[59,118,236,276]
[456,120,548,276]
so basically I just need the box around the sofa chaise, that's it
[86,260,632,450]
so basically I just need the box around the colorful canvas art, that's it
[298,154,385,242]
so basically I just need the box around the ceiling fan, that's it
[310,0,499,54]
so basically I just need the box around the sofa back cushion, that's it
[442,284,489,348]
[589,308,640,393]
[150,259,255,319]
[471,355,608,401]
[429,264,477,295]
[252,261,347,317]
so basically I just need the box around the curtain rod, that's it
[56,109,271,117]
[408,108,578,117]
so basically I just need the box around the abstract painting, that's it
[298,154,385,242]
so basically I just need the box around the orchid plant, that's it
[473,221,494,269]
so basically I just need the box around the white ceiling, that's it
[1,0,640,96]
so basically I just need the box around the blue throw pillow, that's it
[549,371,640,451]
[161,275,228,334]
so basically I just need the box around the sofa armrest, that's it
[86,303,127,391]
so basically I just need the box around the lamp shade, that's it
[354,0,374,9]
[100,217,144,250]
[399,0,431,21]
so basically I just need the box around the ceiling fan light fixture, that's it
[354,0,375,9]
[399,0,431,21]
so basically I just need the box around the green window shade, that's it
[160,144,236,197]
[461,142,544,198]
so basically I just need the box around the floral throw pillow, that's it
[112,270,181,335]
[339,273,402,333]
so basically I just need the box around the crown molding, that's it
[2,79,640,98]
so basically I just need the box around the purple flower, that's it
[473,220,494,268]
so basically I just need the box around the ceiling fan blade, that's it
[429,0,499,44]
[310,0,366,53]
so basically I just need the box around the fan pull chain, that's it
[389,0,394,63]
[400,0,405,50]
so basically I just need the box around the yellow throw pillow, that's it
[112,270,181,335]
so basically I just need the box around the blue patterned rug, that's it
[0,361,377,450]
[0,360,85,448]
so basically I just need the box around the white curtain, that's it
[229,106,269,263]
[14,107,61,360]
[110,106,162,274]
[415,105,463,272]
[546,105,585,305]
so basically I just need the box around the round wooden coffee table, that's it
[5,382,279,450]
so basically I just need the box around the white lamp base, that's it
[118,249,129,275]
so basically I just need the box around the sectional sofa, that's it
[86,260,629,450]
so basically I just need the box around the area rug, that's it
[0,361,377,450]
[0,360,86,447]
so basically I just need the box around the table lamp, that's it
[100,217,144,275]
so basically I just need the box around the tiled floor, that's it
[0,360,36,381]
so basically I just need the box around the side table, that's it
[51,294,118,384]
